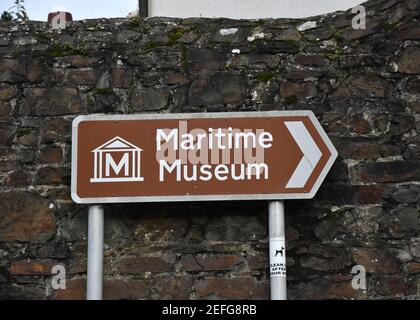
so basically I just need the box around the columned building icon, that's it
[90,136,144,183]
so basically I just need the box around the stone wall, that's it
[0,0,419,299]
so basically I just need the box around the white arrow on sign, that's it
[285,121,322,189]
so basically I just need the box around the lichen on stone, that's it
[49,41,88,57]
[254,72,274,82]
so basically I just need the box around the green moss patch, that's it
[50,42,88,57]
[285,95,298,104]
[255,72,274,82]
[167,28,187,46]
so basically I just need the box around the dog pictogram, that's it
[275,247,285,257]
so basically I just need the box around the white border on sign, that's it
[71,111,338,204]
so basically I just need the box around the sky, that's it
[0,0,366,20]
[0,0,138,21]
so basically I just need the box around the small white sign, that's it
[270,236,286,277]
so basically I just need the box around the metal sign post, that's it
[86,205,104,300]
[70,111,338,301]
[269,201,287,300]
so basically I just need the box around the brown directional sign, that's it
[71,111,337,204]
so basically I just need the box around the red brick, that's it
[397,46,420,74]
[280,81,317,100]
[111,68,133,88]
[0,84,17,100]
[0,124,16,146]
[39,146,63,164]
[16,127,38,146]
[67,257,87,274]
[56,56,99,67]
[354,161,420,183]
[181,254,240,271]
[118,256,173,274]
[335,138,402,160]
[0,100,13,121]
[247,255,268,270]
[352,248,400,274]
[34,166,70,185]
[186,48,224,73]
[52,68,97,85]
[41,117,70,143]
[0,191,56,243]
[350,116,371,134]
[23,87,81,116]
[10,260,56,275]
[52,278,85,300]
[406,78,420,93]
[325,280,359,299]
[47,187,72,201]
[342,20,379,40]
[375,276,409,296]
[295,54,330,67]
[150,275,193,299]
[290,275,360,300]
[164,72,189,85]
[319,184,385,205]
[393,27,420,41]
[330,74,387,98]
[0,58,43,82]
[3,170,31,186]
[134,216,188,242]
[195,277,269,299]
[1,283,46,300]
[103,278,148,300]
[405,262,420,274]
